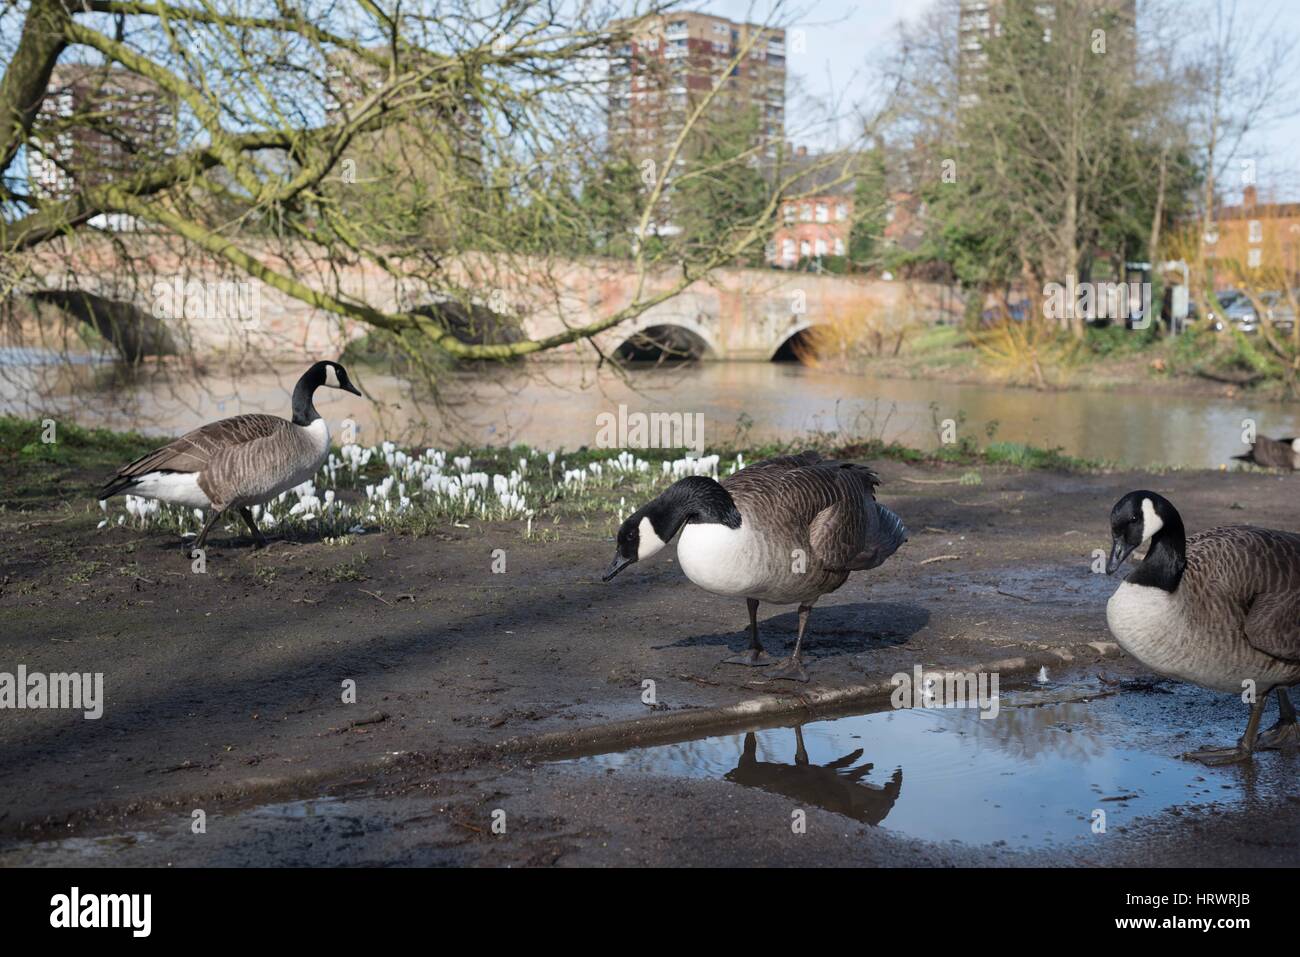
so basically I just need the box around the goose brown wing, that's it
[102,414,288,495]
[1250,436,1297,469]
[806,464,904,571]
[1243,592,1300,663]
[1195,527,1300,663]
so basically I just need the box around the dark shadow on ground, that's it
[654,600,929,661]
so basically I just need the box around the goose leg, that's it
[723,598,774,666]
[193,507,227,551]
[793,726,809,766]
[238,506,268,549]
[1257,687,1300,750]
[765,603,813,683]
[1184,692,1269,765]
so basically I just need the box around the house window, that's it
[799,204,812,221]
[814,203,828,223]
[783,204,795,223]
[799,239,811,258]
[814,238,828,256]
[835,203,848,221]
[1248,248,1262,268]
[1249,220,1263,243]
[834,237,846,256]
[782,238,796,262]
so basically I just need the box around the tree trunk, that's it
[0,0,70,177]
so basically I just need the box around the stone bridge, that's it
[20,240,960,361]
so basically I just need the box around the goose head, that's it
[1106,490,1178,574]
[602,476,741,582]
[308,360,363,396]
[603,501,675,582]
[292,361,363,426]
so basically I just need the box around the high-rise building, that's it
[957,0,1136,107]
[608,12,786,170]
[28,64,176,203]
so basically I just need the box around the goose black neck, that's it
[650,476,741,541]
[1127,509,1187,592]
[291,365,325,426]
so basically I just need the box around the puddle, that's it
[6,676,1299,865]
[559,678,1290,847]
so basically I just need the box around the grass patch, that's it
[325,553,369,583]
[983,441,1103,471]
[0,415,158,507]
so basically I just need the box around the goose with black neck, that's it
[1105,490,1300,764]
[603,451,907,682]
[100,360,363,550]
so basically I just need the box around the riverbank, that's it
[3,419,1300,863]
[858,324,1297,401]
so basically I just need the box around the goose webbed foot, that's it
[723,649,775,667]
[762,602,814,683]
[1182,744,1254,766]
[763,657,809,683]
[1183,693,1270,764]
[1257,688,1300,751]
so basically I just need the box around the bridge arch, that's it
[613,319,720,363]
[770,321,831,363]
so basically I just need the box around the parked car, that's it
[1204,289,1245,331]
[1217,291,1297,335]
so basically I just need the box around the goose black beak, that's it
[342,382,363,397]
[1106,538,1136,575]
[602,554,634,582]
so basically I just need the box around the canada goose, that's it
[1105,490,1300,763]
[100,361,362,549]
[602,451,907,682]
[1233,435,1300,470]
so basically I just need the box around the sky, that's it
[701,0,1300,201]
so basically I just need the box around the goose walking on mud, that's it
[603,451,907,682]
[1105,490,1300,764]
[100,361,362,550]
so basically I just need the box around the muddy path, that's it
[2,459,1297,859]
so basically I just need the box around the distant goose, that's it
[100,361,362,549]
[1105,490,1300,763]
[1233,435,1300,470]
[603,451,907,682]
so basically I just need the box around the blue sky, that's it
[702,0,1300,200]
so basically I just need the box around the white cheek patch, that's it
[1291,439,1300,454]
[637,515,666,560]
[325,365,340,388]
[1140,498,1163,543]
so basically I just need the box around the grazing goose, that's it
[100,361,362,549]
[1233,435,1300,470]
[602,451,907,682]
[1105,490,1300,763]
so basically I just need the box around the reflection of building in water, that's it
[724,727,902,826]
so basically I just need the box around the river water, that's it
[3,352,1297,469]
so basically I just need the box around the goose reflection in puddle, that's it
[724,726,903,826]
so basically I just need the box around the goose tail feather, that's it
[877,504,908,554]
[99,474,139,500]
